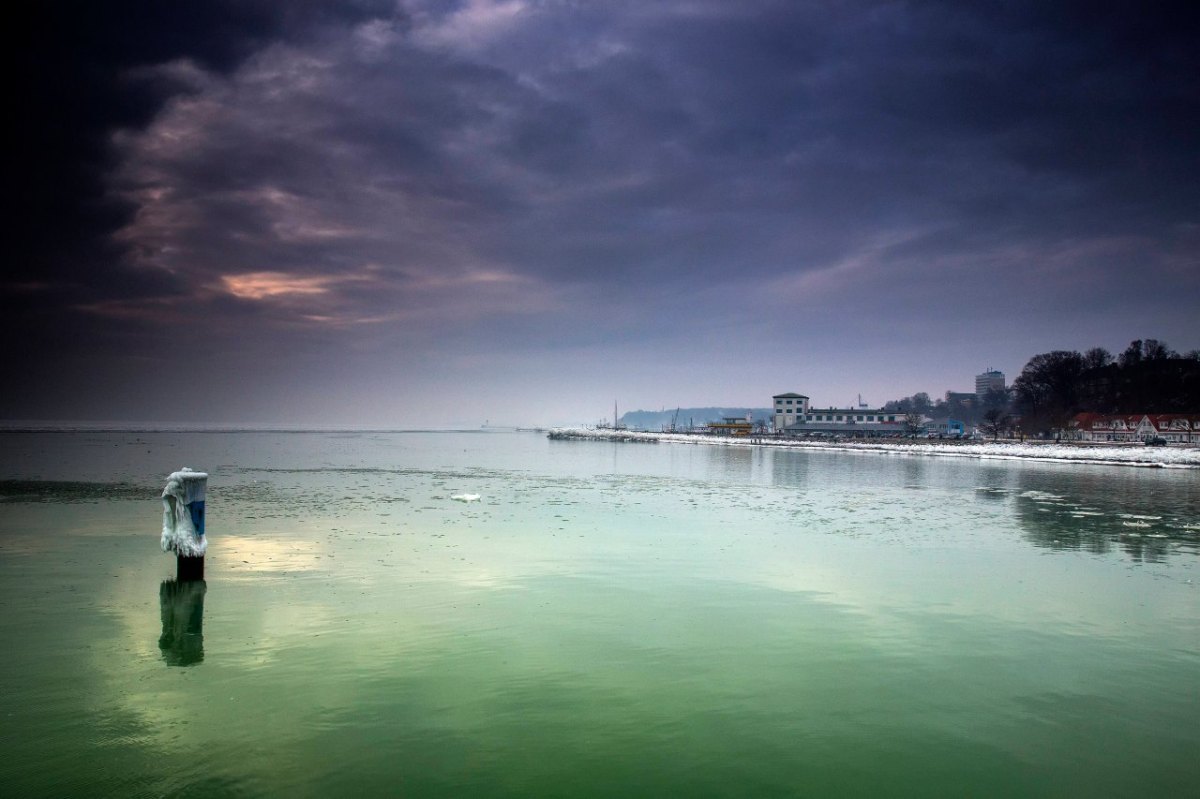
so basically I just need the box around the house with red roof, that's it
[1068,412,1199,443]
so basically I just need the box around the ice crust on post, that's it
[161,468,208,557]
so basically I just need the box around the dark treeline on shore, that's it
[1011,339,1200,434]
[883,390,1008,424]
[886,339,1200,437]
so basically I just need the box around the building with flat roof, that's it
[774,392,907,436]
[706,416,755,436]
[975,369,1005,399]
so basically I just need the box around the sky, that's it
[7,0,1199,427]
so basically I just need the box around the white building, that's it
[975,369,1005,399]
[773,392,906,436]
[1069,412,1198,443]
[772,393,809,429]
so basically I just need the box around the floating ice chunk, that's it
[1020,491,1065,501]
[451,493,481,502]
[162,467,208,557]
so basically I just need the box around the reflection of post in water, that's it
[159,579,206,666]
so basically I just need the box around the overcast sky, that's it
[7,0,1198,426]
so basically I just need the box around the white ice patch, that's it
[161,467,208,557]
[1020,491,1065,501]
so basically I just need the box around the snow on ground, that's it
[548,428,1200,468]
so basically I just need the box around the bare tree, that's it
[980,408,1010,441]
[1082,347,1113,370]
[1012,350,1085,436]
[904,412,925,437]
[1142,339,1175,360]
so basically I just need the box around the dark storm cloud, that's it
[6,1,399,413]
[4,0,1198,422]
[12,0,396,274]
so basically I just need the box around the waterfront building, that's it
[772,393,810,430]
[926,417,966,437]
[975,369,1005,399]
[774,392,906,436]
[1068,412,1199,443]
[945,391,976,407]
[706,416,755,436]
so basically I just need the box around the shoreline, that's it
[548,428,1200,469]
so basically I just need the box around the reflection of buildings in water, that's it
[770,448,810,488]
[159,579,206,666]
[1115,531,1174,563]
[901,457,927,486]
[692,444,758,485]
[1011,470,1183,563]
[711,445,754,478]
[1013,492,1115,556]
[975,465,1016,495]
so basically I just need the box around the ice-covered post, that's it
[161,467,207,580]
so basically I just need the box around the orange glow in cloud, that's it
[221,272,335,300]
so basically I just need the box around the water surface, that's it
[1,431,1197,796]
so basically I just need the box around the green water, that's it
[1,431,1197,796]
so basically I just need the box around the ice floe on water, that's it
[1020,490,1066,501]
[549,428,1200,468]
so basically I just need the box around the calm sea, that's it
[1,430,1197,797]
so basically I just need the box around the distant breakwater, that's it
[548,429,659,443]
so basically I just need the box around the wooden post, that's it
[162,468,208,577]
[177,555,205,581]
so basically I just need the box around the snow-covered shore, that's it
[548,428,1200,468]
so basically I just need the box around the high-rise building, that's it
[975,369,1005,399]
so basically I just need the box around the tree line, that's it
[1011,339,1200,435]
[884,389,1009,421]
[885,339,1200,438]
